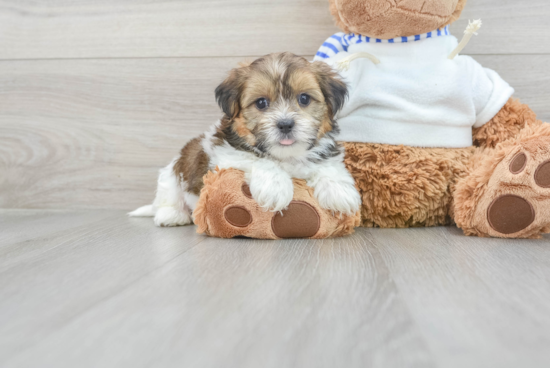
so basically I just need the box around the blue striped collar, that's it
[342,25,450,45]
[315,26,452,61]
[341,25,450,47]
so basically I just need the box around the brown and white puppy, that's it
[130,52,361,227]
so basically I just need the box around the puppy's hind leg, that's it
[128,204,156,217]
[154,207,192,227]
[153,158,194,227]
[131,136,209,227]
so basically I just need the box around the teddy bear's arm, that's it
[472,98,541,149]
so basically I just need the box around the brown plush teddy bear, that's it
[313,0,550,238]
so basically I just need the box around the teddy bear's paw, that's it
[313,180,361,215]
[249,174,294,213]
[154,206,193,227]
[477,140,550,238]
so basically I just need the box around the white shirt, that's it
[314,29,515,148]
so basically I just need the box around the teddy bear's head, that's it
[329,0,467,39]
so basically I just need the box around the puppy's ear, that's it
[215,65,248,118]
[311,61,348,118]
[237,59,253,68]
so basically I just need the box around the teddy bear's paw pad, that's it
[535,160,550,188]
[487,195,535,235]
[241,183,253,198]
[271,201,320,239]
[224,206,252,228]
[509,152,528,174]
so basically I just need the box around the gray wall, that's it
[1,0,549,210]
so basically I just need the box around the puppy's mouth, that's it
[279,138,296,146]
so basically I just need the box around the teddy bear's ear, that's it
[311,61,348,118]
[215,65,248,118]
[328,0,351,33]
[448,0,468,26]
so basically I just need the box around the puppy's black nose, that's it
[277,119,295,134]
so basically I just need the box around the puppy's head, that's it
[215,53,347,160]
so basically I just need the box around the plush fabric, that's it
[454,123,550,238]
[473,98,541,149]
[328,0,468,39]
[194,168,360,239]
[343,142,474,228]
[316,30,514,148]
[319,0,550,239]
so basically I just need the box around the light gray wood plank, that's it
[451,0,550,55]
[2,216,434,368]
[1,54,550,210]
[476,55,550,118]
[0,211,123,273]
[0,209,116,245]
[0,57,239,210]
[0,211,206,361]
[0,0,548,60]
[367,227,550,368]
[0,210,129,273]
[0,0,339,60]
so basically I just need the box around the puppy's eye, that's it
[298,93,311,107]
[255,98,269,111]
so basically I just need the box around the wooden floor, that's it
[1,210,550,368]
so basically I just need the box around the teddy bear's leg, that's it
[454,123,550,238]
[194,169,360,239]
[473,98,540,149]
[343,142,473,228]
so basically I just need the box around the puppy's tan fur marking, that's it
[318,118,334,138]
[174,135,210,196]
[287,72,324,101]
[241,74,278,108]
[233,115,257,146]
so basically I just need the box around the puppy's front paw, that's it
[314,180,361,215]
[249,174,294,212]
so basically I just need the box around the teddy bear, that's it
[312,0,550,238]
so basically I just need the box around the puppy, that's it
[130,52,361,227]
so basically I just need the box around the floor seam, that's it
[362,229,441,368]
